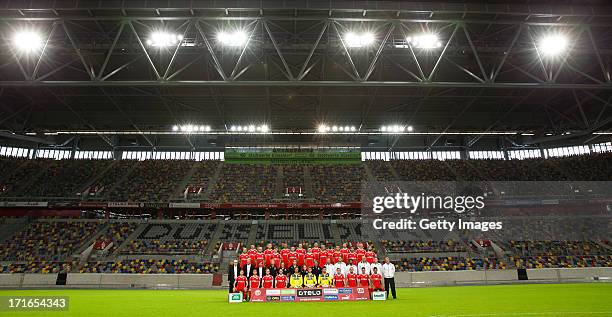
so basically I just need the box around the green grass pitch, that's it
[1,283,612,317]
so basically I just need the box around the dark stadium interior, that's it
[0,1,611,308]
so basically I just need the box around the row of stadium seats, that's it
[1,153,611,202]
[381,240,469,253]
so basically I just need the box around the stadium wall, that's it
[2,268,611,289]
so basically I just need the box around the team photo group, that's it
[228,242,397,302]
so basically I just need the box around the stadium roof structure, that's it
[0,0,612,151]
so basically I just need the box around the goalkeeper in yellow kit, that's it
[303,267,318,288]
[289,267,303,288]
[317,267,333,287]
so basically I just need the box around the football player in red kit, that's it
[333,268,346,288]
[318,245,329,266]
[275,268,287,288]
[263,244,274,266]
[346,266,358,287]
[365,246,376,264]
[358,267,370,288]
[296,243,306,266]
[255,247,265,267]
[248,269,261,301]
[304,252,315,268]
[370,267,384,295]
[239,247,249,267]
[262,269,274,289]
[233,270,248,301]
[340,243,350,263]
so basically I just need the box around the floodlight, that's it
[260,125,269,133]
[539,34,568,56]
[147,32,183,47]
[217,31,248,47]
[13,31,43,53]
[345,32,375,48]
[407,34,442,49]
[332,126,338,132]
[172,125,179,131]
[407,126,414,132]
[318,125,328,133]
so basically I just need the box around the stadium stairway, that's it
[0,218,29,242]
[11,167,46,197]
[362,163,376,182]
[274,166,284,199]
[303,165,314,198]
[170,162,199,200]
[77,160,119,198]
[200,163,223,200]
[203,222,225,260]
[100,162,138,200]
[73,223,110,260]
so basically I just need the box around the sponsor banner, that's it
[323,295,338,301]
[280,296,296,302]
[266,296,280,302]
[297,289,322,298]
[265,289,281,296]
[0,201,48,207]
[250,289,266,302]
[142,202,167,208]
[354,287,369,301]
[201,203,361,209]
[338,288,353,294]
[107,202,141,208]
[169,202,200,209]
[78,201,107,208]
[322,288,338,295]
[372,291,386,301]
[228,293,243,303]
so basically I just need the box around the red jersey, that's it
[340,248,350,263]
[347,273,358,287]
[296,248,306,266]
[249,275,260,289]
[273,252,281,268]
[370,273,383,289]
[235,276,247,291]
[248,249,258,263]
[310,247,321,254]
[280,249,290,264]
[288,252,298,266]
[365,251,376,264]
[332,251,342,263]
[318,252,329,266]
[275,274,287,288]
[305,253,315,268]
[262,275,274,288]
[264,249,274,266]
[333,274,345,287]
[255,253,265,267]
[356,248,366,258]
[358,273,370,287]
[239,253,249,267]
[347,252,357,265]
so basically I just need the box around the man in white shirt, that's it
[325,261,336,277]
[357,256,371,274]
[370,258,382,276]
[381,257,397,299]
[345,259,357,276]
[333,258,347,277]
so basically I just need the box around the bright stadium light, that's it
[217,31,248,47]
[539,34,569,56]
[13,30,43,53]
[407,126,414,132]
[345,32,375,48]
[260,124,269,133]
[407,33,442,49]
[381,125,408,133]
[146,32,183,47]
[172,125,179,131]
[318,124,328,133]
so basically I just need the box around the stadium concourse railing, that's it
[1,268,611,290]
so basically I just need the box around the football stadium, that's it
[1,0,612,316]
